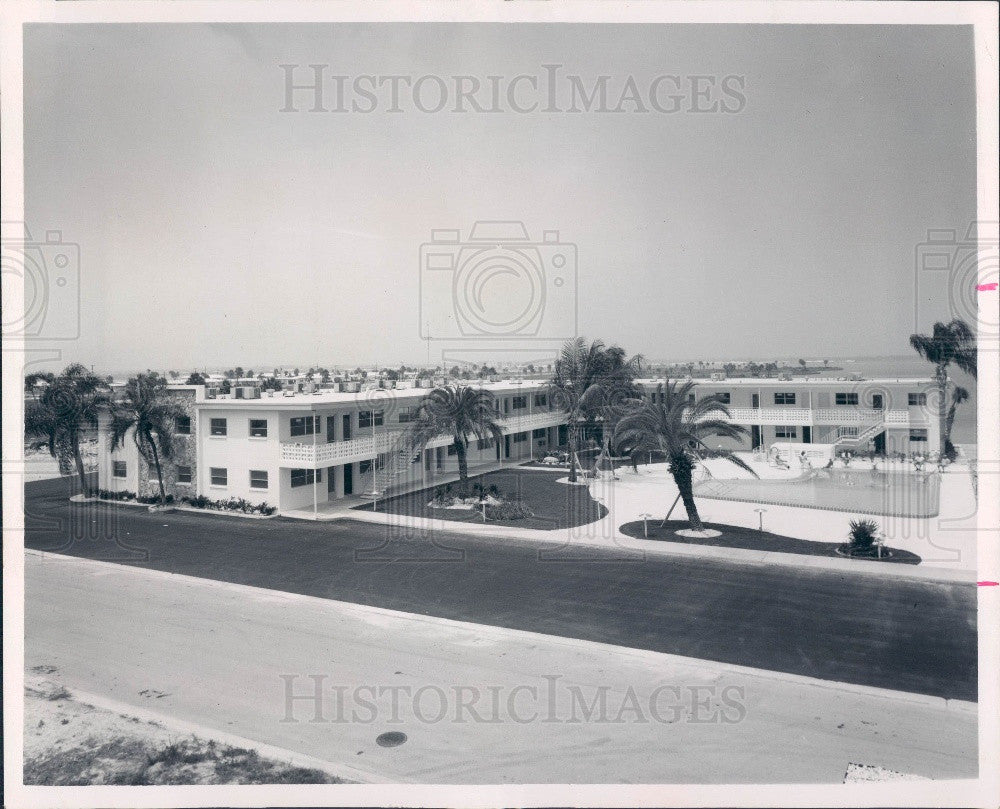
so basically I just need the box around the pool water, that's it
[693,468,940,518]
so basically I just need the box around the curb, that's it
[26,549,978,714]
[39,681,388,784]
[325,509,975,585]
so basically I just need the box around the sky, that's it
[22,23,978,373]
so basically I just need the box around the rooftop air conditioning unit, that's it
[710,372,726,381]
[778,373,793,381]
[233,385,261,400]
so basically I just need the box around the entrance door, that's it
[328,467,336,493]
[504,435,511,458]
[802,426,812,444]
[751,393,760,409]
[326,416,336,442]
[872,394,884,410]
[751,425,762,449]
[342,414,352,440]
[343,463,353,495]
[874,431,886,455]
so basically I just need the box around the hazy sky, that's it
[24,23,977,373]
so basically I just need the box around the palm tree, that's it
[909,319,976,457]
[613,380,755,531]
[409,385,504,497]
[549,337,642,483]
[944,385,969,459]
[109,372,184,505]
[25,364,110,496]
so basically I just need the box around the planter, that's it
[834,544,894,560]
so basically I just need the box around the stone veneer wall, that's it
[138,389,198,499]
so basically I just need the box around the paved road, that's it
[24,553,978,784]
[24,476,978,700]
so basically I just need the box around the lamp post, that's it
[641,512,653,538]
[754,507,767,532]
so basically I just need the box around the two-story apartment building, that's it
[96,375,940,514]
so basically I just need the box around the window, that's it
[534,394,547,408]
[775,426,797,439]
[175,415,191,435]
[249,419,268,438]
[835,393,859,406]
[359,460,373,474]
[512,395,527,410]
[290,415,319,437]
[774,393,796,405]
[513,432,527,443]
[249,470,268,489]
[908,392,928,406]
[909,429,928,443]
[359,410,385,428]
[687,394,696,405]
[715,392,731,404]
[210,467,227,486]
[210,418,227,436]
[290,468,321,487]
[112,461,126,478]
[447,444,457,456]
[532,428,547,438]
[398,407,416,423]
[476,438,494,450]
[177,465,192,484]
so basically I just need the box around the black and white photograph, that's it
[2,1,998,807]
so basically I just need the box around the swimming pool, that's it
[693,468,940,518]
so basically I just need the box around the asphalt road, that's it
[24,553,978,784]
[24,476,978,700]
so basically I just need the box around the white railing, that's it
[280,410,564,468]
[725,407,911,427]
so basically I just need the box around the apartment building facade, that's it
[96,375,941,514]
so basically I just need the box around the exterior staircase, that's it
[358,429,423,499]
[833,418,885,449]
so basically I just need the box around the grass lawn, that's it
[618,520,922,565]
[353,469,607,531]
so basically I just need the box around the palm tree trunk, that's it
[936,368,948,457]
[568,422,579,483]
[73,443,89,497]
[147,433,167,505]
[455,438,469,497]
[670,456,703,531]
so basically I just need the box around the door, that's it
[802,426,812,444]
[504,435,511,458]
[872,394,884,410]
[751,393,760,409]
[343,463,353,494]
[327,467,336,493]
[874,431,886,455]
[751,425,762,449]
[326,416,336,442]
[342,414,351,440]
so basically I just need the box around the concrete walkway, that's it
[23,551,978,785]
[292,460,979,584]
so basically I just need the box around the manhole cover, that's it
[375,731,407,748]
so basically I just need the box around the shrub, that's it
[848,519,879,550]
[97,489,136,502]
[485,500,534,521]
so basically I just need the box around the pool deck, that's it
[289,456,979,583]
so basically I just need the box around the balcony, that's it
[725,407,912,427]
[280,410,566,468]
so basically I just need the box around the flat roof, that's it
[192,375,935,408]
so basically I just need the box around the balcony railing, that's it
[726,407,911,426]
[280,410,565,467]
